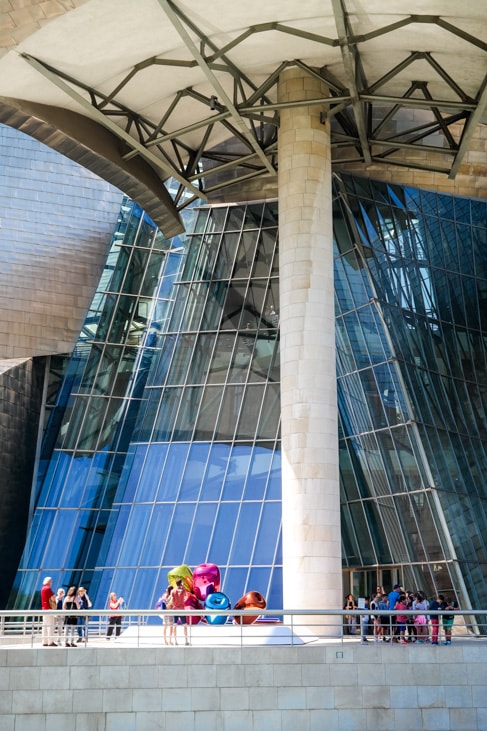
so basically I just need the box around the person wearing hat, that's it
[40,576,57,647]
[76,587,92,643]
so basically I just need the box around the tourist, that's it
[413,591,429,643]
[54,588,65,644]
[360,596,371,643]
[394,592,408,644]
[387,584,401,641]
[370,592,382,642]
[40,576,57,647]
[344,594,357,635]
[76,586,92,643]
[106,592,124,640]
[429,594,441,645]
[171,579,189,645]
[156,585,175,645]
[63,586,80,647]
[440,596,457,645]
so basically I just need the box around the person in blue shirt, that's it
[76,587,92,643]
[387,584,401,642]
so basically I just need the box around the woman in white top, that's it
[54,588,65,643]
[412,591,430,642]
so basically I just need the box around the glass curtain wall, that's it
[9,173,487,618]
[335,173,487,614]
[11,200,282,611]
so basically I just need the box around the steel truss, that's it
[22,0,487,208]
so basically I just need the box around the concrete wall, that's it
[1,644,486,731]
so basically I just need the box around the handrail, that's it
[0,608,485,639]
[0,608,484,616]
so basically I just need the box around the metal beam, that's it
[449,71,487,178]
[331,0,371,164]
[157,0,275,177]
[21,52,205,200]
[361,94,476,112]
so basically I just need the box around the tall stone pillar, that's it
[278,68,342,625]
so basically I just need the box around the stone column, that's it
[278,68,342,627]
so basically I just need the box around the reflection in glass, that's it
[15,177,487,620]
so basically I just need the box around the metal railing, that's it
[0,608,485,648]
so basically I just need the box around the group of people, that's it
[41,577,92,647]
[41,576,190,646]
[344,584,457,645]
[156,579,190,645]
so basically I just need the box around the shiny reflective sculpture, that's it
[167,563,265,626]
[233,590,267,624]
[204,591,231,624]
[193,563,220,601]
[184,592,204,624]
[167,564,193,592]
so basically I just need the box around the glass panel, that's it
[206,334,235,384]
[230,502,261,564]
[165,334,196,385]
[215,385,244,440]
[244,447,272,500]
[253,502,281,563]
[220,282,247,330]
[214,232,240,279]
[23,510,55,568]
[243,203,263,229]
[252,229,277,278]
[187,333,217,384]
[163,503,196,565]
[140,504,173,565]
[157,443,190,501]
[136,444,168,502]
[194,386,222,440]
[118,504,153,566]
[237,385,265,439]
[221,445,252,501]
[152,388,183,441]
[256,384,280,439]
[199,444,230,501]
[185,503,218,566]
[208,503,239,565]
[42,510,79,568]
[178,443,211,501]
[173,386,203,440]
[266,449,281,500]
[233,230,259,278]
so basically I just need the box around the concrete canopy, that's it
[1,0,487,228]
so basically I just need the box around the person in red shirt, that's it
[394,593,409,644]
[171,579,189,645]
[106,592,124,640]
[40,576,57,647]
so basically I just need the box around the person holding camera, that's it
[106,592,124,640]
[440,595,457,645]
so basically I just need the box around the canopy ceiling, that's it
[1,0,486,233]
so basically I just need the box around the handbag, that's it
[49,595,57,610]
